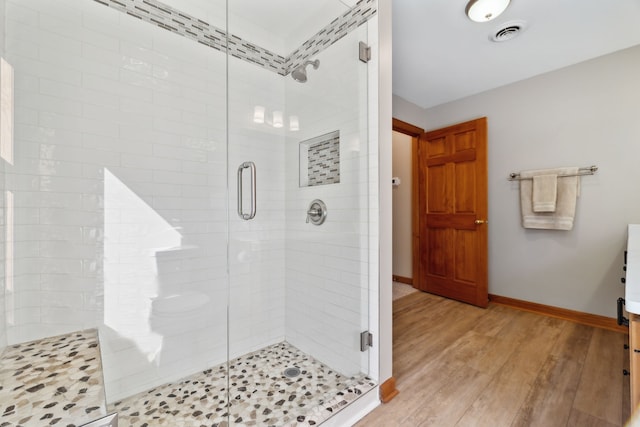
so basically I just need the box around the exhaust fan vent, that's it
[491,20,527,42]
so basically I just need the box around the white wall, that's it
[392,131,412,279]
[368,11,383,383]
[376,0,394,390]
[393,44,640,317]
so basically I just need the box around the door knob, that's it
[475,219,488,225]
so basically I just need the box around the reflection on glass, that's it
[0,58,13,166]
[4,191,13,327]
[272,110,283,128]
[253,105,265,123]
[104,169,181,363]
[289,115,299,131]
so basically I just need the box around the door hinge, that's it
[360,331,373,351]
[359,41,371,63]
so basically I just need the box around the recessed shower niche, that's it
[299,130,341,187]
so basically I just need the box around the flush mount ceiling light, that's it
[465,0,511,22]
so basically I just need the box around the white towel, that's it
[520,167,580,230]
[532,174,557,212]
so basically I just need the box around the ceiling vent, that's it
[491,20,527,42]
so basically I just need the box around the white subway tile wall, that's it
[3,0,378,405]
[227,55,287,359]
[284,26,371,377]
[5,0,229,401]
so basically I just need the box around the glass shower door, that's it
[227,1,373,424]
[2,0,231,425]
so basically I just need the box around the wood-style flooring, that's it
[357,291,630,427]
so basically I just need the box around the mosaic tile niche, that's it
[300,131,341,187]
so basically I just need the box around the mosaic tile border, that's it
[285,0,376,73]
[93,0,286,74]
[92,0,376,76]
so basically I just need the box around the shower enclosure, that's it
[0,0,380,425]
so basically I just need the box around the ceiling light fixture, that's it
[465,0,510,22]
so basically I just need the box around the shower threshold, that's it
[110,342,375,426]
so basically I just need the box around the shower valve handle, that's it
[306,208,321,223]
[306,200,327,225]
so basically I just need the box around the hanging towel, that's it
[532,174,557,212]
[519,167,580,230]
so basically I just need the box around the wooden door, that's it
[416,117,488,307]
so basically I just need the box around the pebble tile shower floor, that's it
[110,342,376,426]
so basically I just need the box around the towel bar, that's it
[508,165,598,181]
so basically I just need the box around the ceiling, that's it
[393,0,640,109]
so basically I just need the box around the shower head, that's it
[291,59,320,83]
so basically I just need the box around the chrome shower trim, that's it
[291,59,320,83]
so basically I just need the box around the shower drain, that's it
[283,367,301,378]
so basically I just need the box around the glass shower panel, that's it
[0,0,7,354]
[227,2,372,425]
[3,0,229,424]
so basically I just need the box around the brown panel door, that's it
[417,117,488,307]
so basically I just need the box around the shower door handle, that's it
[237,161,256,220]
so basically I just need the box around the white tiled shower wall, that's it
[284,26,371,376]
[4,0,234,400]
[3,0,376,403]
[227,56,286,359]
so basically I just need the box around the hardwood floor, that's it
[357,291,630,427]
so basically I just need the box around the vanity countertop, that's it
[627,224,640,314]
[0,329,107,427]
